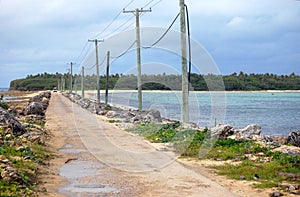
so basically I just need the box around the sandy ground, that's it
[41,92,293,196]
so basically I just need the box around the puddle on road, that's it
[58,148,87,153]
[59,160,120,196]
[62,184,119,194]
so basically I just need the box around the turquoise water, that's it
[104,91,300,136]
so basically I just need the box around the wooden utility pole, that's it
[180,0,189,123]
[81,66,85,98]
[88,39,104,107]
[123,8,152,111]
[105,51,110,106]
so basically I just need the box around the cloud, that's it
[0,0,300,87]
[226,16,245,27]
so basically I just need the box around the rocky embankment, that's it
[0,92,51,195]
[63,92,162,125]
[64,92,300,155]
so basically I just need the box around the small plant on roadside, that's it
[0,102,8,110]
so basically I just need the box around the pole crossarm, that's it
[123,8,152,15]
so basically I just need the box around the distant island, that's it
[9,72,300,91]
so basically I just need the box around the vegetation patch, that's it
[127,122,300,190]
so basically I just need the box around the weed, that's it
[104,105,112,110]
[0,102,8,110]
[108,119,121,123]
[25,120,45,128]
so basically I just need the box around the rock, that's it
[180,122,198,130]
[211,124,234,139]
[1,166,21,183]
[239,175,246,180]
[236,124,262,140]
[0,155,10,164]
[272,145,300,157]
[22,132,43,144]
[25,115,44,122]
[23,102,45,116]
[0,107,27,136]
[146,109,162,123]
[269,192,283,197]
[41,97,49,110]
[286,131,300,147]
[106,111,119,118]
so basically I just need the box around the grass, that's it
[127,122,300,189]
[0,121,51,196]
[108,119,121,123]
[25,120,46,128]
[0,102,9,110]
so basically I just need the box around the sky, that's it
[0,0,300,87]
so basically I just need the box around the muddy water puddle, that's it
[58,145,119,196]
[59,160,120,196]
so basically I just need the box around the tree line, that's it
[9,72,300,91]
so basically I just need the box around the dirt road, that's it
[45,93,239,196]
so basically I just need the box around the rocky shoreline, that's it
[63,92,300,156]
[62,92,300,196]
[0,91,51,195]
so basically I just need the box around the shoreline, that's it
[82,89,300,95]
[63,92,300,196]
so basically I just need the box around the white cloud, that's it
[226,16,245,27]
[0,0,300,87]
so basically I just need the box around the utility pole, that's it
[88,39,104,107]
[123,8,152,111]
[105,51,110,106]
[61,76,65,92]
[180,0,189,123]
[81,66,85,98]
[68,62,75,93]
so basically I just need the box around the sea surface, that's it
[0,88,8,92]
[100,91,300,136]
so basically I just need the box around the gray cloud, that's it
[0,0,300,87]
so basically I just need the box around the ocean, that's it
[0,88,8,92]
[100,91,300,136]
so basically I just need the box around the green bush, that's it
[0,102,8,110]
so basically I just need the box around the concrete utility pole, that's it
[60,75,65,92]
[123,8,152,111]
[81,66,85,98]
[68,62,75,93]
[105,51,110,106]
[180,0,189,123]
[88,39,104,107]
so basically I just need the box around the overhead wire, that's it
[185,4,192,91]
[111,41,137,60]
[78,43,93,66]
[74,41,89,63]
[142,12,180,49]
[101,15,135,38]
[92,0,136,39]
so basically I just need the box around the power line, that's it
[101,15,135,38]
[142,0,155,8]
[92,0,136,39]
[185,4,192,90]
[85,63,97,71]
[142,12,180,49]
[98,54,108,67]
[150,0,163,9]
[111,41,137,59]
[78,43,93,66]
[74,41,88,63]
